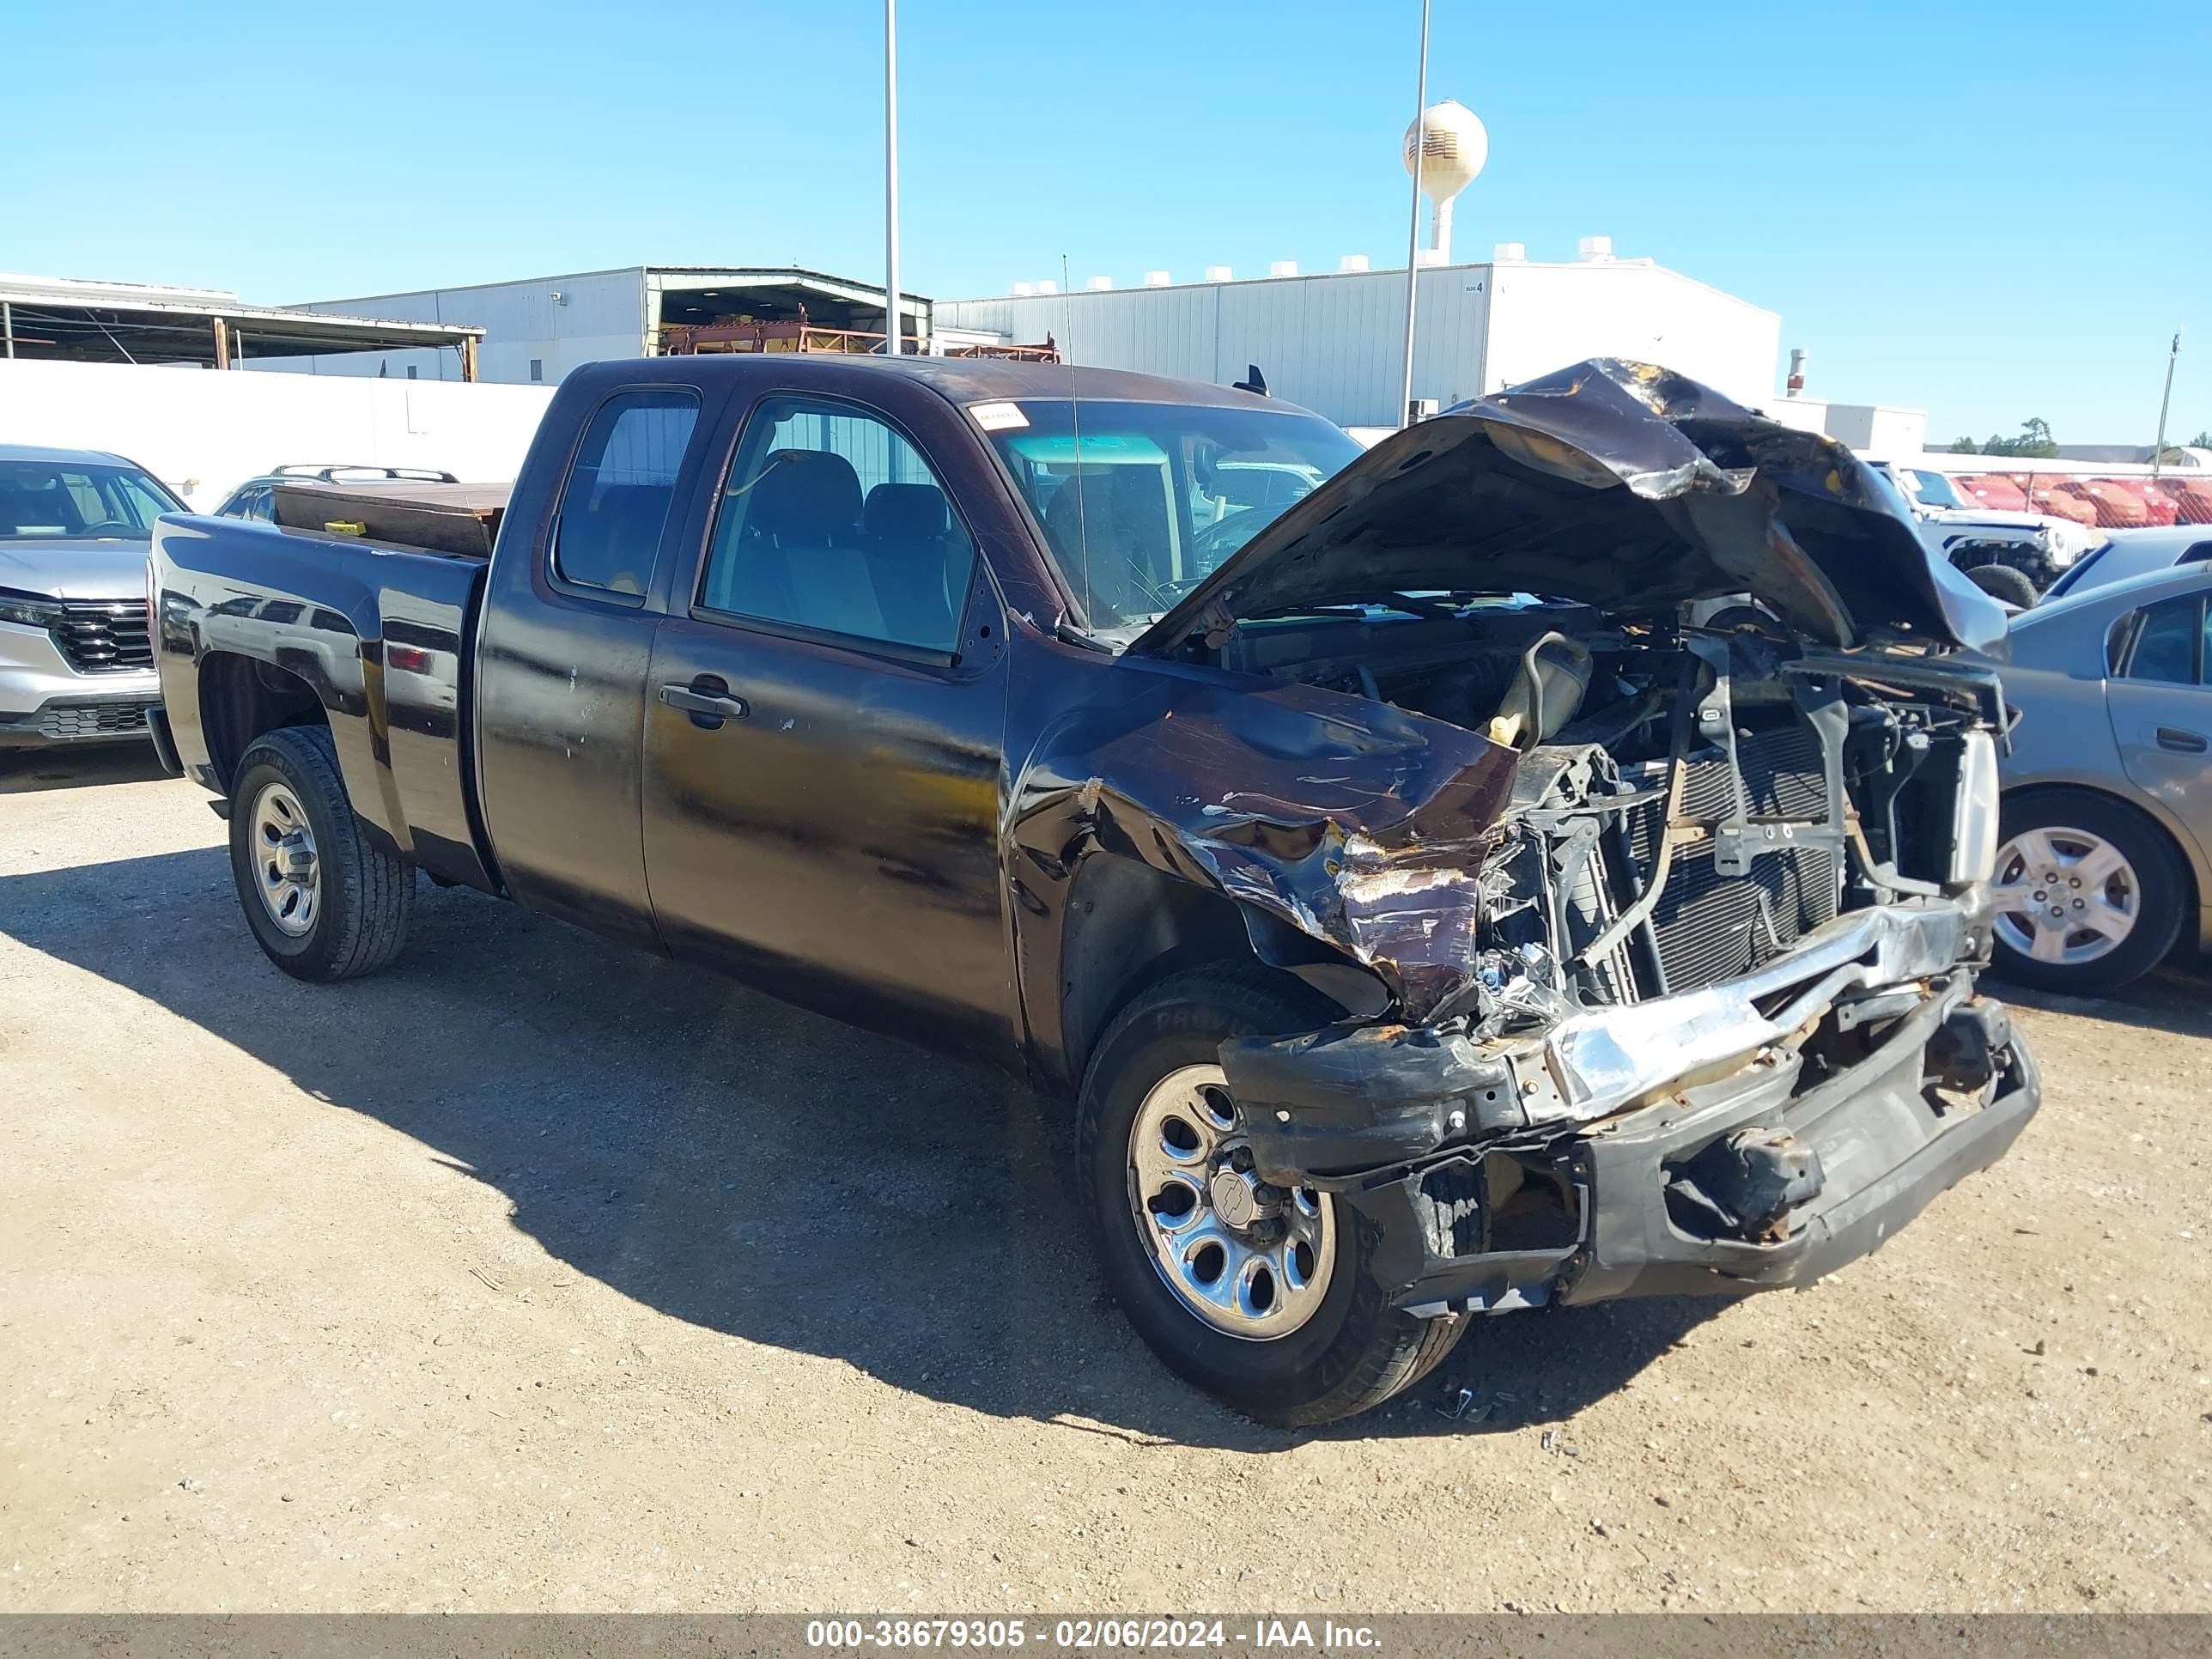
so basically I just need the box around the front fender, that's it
[1000,629,1520,1085]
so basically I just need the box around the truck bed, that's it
[149,513,495,892]
[270,480,512,561]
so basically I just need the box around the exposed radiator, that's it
[1618,724,1840,996]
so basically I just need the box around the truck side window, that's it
[697,396,976,653]
[552,390,701,598]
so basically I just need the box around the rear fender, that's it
[152,514,491,890]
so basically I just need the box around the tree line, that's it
[1948,419,2212,458]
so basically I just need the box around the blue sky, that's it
[7,0,2206,440]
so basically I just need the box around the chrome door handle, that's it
[659,683,750,726]
[2155,726,2208,753]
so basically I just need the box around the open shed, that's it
[0,275,486,379]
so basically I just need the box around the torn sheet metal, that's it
[1012,672,1519,1023]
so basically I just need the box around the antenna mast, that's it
[2152,328,2182,479]
[884,0,901,355]
[1398,0,1431,430]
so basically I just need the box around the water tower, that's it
[1401,100,1488,264]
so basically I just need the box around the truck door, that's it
[474,386,708,949]
[640,392,1015,1056]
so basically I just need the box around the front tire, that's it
[228,726,413,981]
[1964,562,2041,608]
[1989,788,2185,993]
[1077,965,1464,1426]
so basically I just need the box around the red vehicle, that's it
[2165,478,2212,524]
[2023,478,2100,527]
[2130,479,2183,526]
[1957,473,2028,511]
[2059,478,2149,529]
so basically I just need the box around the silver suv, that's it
[0,444,179,749]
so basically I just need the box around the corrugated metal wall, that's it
[938,267,1492,428]
[939,261,1779,428]
[280,269,650,385]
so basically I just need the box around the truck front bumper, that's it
[1221,908,2039,1317]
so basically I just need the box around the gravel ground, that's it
[3,744,2209,1614]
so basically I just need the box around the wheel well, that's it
[1056,854,1383,1091]
[199,653,327,792]
[2002,781,2202,915]
[1060,858,1254,1088]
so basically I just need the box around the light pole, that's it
[2152,329,2181,478]
[1398,0,1431,428]
[884,0,902,356]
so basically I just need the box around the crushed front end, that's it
[1103,359,2041,1323]
[1216,628,2038,1317]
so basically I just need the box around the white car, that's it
[1874,462,2103,603]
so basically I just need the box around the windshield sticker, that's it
[968,401,1029,432]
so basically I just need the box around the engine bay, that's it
[1215,598,2007,1029]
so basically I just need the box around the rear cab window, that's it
[551,391,702,599]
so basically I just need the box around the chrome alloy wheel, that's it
[250,781,321,938]
[1127,1064,1335,1340]
[1990,825,2138,967]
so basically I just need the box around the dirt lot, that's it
[3,744,2209,1615]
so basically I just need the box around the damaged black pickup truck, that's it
[149,355,2039,1425]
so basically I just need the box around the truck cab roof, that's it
[563,351,1293,416]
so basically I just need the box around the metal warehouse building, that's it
[287,266,929,386]
[292,245,1779,431]
[934,245,1780,430]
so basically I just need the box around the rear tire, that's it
[228,726,413,981]
[1965,563,2041,608]
[1988,788,2185,994]
[1076,964,1465,1426]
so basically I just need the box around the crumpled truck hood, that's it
[1129,359,2009,658]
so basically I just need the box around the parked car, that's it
[148,356,2036,1425]
[1957,473,2031,512]
[2139,480,2185,527]
[1990,561,2212,992]
[0,442,177,749]
[2040,525,2212,605]
[2025,477,2103,531]
[1874,462,2102,603]
[2059,477,2164,530]
[2166,477,2212,525]
[213,465,459,523]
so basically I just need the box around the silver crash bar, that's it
[1504,900,1973,1125]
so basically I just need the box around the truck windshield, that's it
[0,460,181,540]
[981,400,1363,627]
[1905,468,1968,511]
